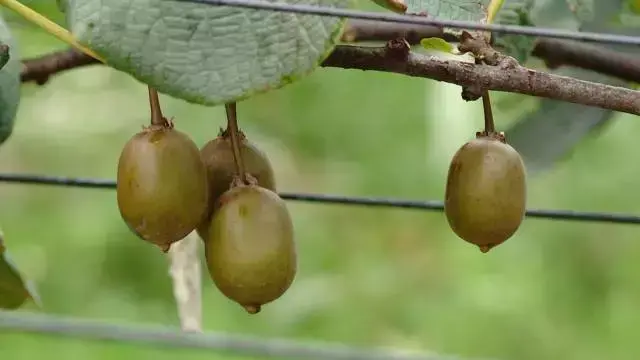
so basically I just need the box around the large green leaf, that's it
[0,232,41,310]
[62,0,351,106]
[503,3,633,175]
[530,0,579,29]
[619,0,640,26]
[566,0,594,22]
[404,0,490,33]
[505,68,624,175]
[0,15,21,146]
[492,0,536,63]
[569,0,623,25]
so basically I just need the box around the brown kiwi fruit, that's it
[197,131,276,240]
[444,132,526,253]
[204,184,296,314]
[117,124,208,252]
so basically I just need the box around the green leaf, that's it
[0,232,41,310]
[507,21,640,175]
[530,0,580,29]
[491,0,536,63]
[0,15,20,146]
[0,44,9,70]
[577,0,624,27]
[505,68,625,175]
[61,0,350,106]
[619,0,640,26]
[420,37,456,53]
[56,0,67,13]
[566,0,595,22]
[405,0,490,33]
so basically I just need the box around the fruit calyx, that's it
[475,130,506,143]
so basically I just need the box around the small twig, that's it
[21,48,99,84]
[224,103,247,185]
[341,19,455,44]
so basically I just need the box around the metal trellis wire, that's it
[178,0,640,46]
[1,173,640,225]
[0,311,480,360]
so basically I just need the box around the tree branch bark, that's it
[20,38,640,116]
[343,19,640,84]
[322,42,640,115]
[21,48,98,84]
[530,38,640,83]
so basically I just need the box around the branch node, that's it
[461,86,484,101]
[384,38,411,60]
[458,31,519,69]
[457,31,519,101]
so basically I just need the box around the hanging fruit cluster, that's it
[116,88,296,314]
[115,63,524,314]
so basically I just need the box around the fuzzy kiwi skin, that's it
[444,135,526,253]
[117,126,208,252]
[196,136,276,240]
[204,185,296,314]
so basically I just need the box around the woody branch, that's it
[20,21,640,116]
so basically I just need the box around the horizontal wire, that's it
[0,311,471,360]
[178,0,640,46]
[1,173,640,225]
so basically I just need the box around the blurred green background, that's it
[2,2,640,360]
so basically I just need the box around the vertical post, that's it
[167,231,203,332]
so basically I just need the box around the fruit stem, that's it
[225,102,248,185]
[481,91,496,134]
[148,86,169,127]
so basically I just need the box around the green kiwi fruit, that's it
[117,125,208,252]
[444,132,526,253]
[197,132,276,240]
[204,184,296,314]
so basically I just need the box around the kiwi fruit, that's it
[117,124,208,252]
[444,132,526,253]
[197,131,276,240]
[204,184,296,314]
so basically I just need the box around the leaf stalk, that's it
[0,0,105,62]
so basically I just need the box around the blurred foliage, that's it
[2,1,640,360]
[505,0,631,173]
[0,232,40,309]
